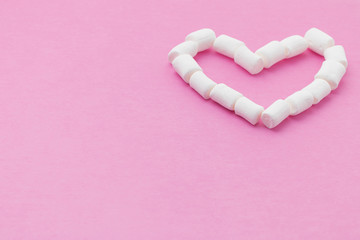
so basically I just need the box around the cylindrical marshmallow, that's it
[302,79,331,104]
[172,55,202,83]
[213,34,244,59]
[234,97,264,125]
[209,83,243,110]
[314,60,346,90]
[280,35,308,58]
[285,90,313,115]
[261,100,290,129]
[189,71,217,99]
[168,41,199,63]
[304,28,335,55]
[234,45,264,74]
[324,45,348,69]
[185,28,216,52]
[255,41,287,68]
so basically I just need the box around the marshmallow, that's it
[302,79,331,104]
[168,41,199,63]
[261,100,290,129]
[172,55,202,83]
[234,97,264,125]
[234,45,264,74]
[210,84,243,110]
[314,60,346,90]
[285,90,313,115]
[185,28,216,52]
[280,35,308,58]
[213,34,244,59]
[189,71,217,99]
[304,28,335,55]
[324,45,348,68]
[255,41,287,68]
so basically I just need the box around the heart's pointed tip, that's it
[261,113,275,129]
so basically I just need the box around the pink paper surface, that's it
[0,0,360,239]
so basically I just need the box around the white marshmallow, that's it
[285,90,314,115]
[261,100,290,129]
[302,79,331,104]
[255,41,287,68]
[324,45,348,68]
[189,71,217,99]
[304,28,335,55]
[172,55,202,83]
[210,84,243,110]
[185,28,216,52]
[280,35,308,58]
[234,45,264,74]
[314,60,346,90]
[213,34,244,59]
[168,41,199,63]
[234,97,264,125]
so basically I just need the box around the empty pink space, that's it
[0,0,359,239]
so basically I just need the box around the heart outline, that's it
[168,28,347,128]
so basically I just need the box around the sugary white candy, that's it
[213,34,244,59]
[314,60,346,90]
[185,28,216,52]
[255,41,287,68]
[234,97,264,125]
[302,79,331,104]
[324,45,348,68]
[168,41,199,63]
[304,28,335,55]
[261,99,290,129]
[234,45,264,74]
[210,83,243,110]
[280,35,308,58]
[172,55,202,83]
[189,71,217,99]
[285,90,313,115]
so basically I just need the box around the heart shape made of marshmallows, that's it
[168,28,347,128]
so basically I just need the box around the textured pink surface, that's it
[0,0,360,239]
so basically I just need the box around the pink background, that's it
[0,0,359,239]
